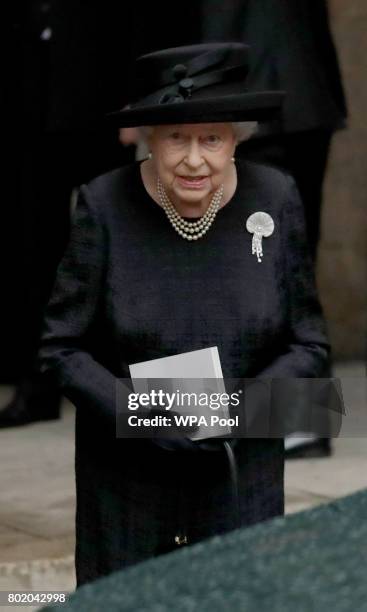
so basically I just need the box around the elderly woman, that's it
[39,43,329,586]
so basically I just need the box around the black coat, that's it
[38,160,329,585]
[7,1,201,133]
[1,1,203,378]
[200,0,347,133]
[43,0,202,131]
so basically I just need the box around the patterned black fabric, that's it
[39,160,329,585]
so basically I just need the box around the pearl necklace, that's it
[157,177,224,241]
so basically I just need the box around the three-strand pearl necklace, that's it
[157,177,224,241]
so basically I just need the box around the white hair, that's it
[231,121,258,143]
[138,122,257,144]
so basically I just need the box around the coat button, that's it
[174,535,188,546]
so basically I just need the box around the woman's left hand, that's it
[148,409,236,452]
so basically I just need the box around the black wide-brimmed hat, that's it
[107,42,284,127]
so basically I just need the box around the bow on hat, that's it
[137,47,249,105]
[107,42,284,127]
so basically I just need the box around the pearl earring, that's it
[148,152,152,160]
[231,156,235,163]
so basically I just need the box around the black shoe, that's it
[285,438,332,460]
[0,383,61,428]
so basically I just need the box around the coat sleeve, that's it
[37,184,124,428]
[258,174,330,379]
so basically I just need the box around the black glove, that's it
[152,436,238,452]
[148,409,237,453]
[148,408,199,451]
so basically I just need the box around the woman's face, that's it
[148,123,237,206]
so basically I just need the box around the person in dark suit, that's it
[199,0,347,457]
[38,43,329,585]
[0,1,201,426]
[200,0,347,258]
[0,1,135,426]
